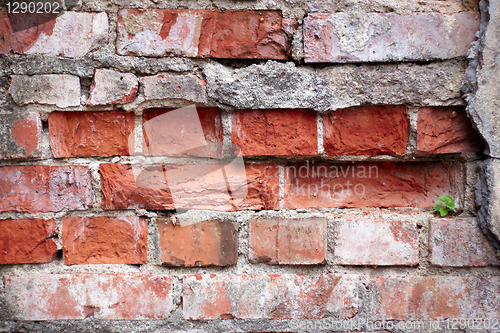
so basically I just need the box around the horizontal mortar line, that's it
[1,264,497,277]
[0,154,475,167]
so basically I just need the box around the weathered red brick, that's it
[101,163,278,211]
[9,74,80,108]
[183,274,360,320]
[0,219,57,264]
[284,161,463,209]
[3,274,173,320]
[417,107,484,154]
[157,219,237,266]
[0,112,42,160]
[369,276,500,320]
[87,69,138,106]
[232,109,318,156]
[249,218,326,264]
[141,74,206,103]
[116,9,293,59]
[49,111,135,158]
[62,216,147,265]
[334,219,419,266]
[0,165,93,213]
[0,11,108,58]
[304,12,480,63]
[323,106,408,156]
[143,107,222,158]
[430,218,498,267]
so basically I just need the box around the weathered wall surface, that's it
[0,0,499,332]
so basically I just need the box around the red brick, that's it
[430,218,498,267]
[49,111,135,158]
[143,108,222,158]
[323,106,409,156]
[141,74,206,103]
[9,74,81,108]
[62,216,147,265]
[157,219,238,266]
[304,12,480,63]
[0,112,42,160]
[183,274,360,320]
[249,218,326,264]
[101,163,279,211]
[0,219,57,264]
[3,274,173,320]
[116,9,293,59]
[417,107,484,153]
[87,69,138,106]
[232,109,317,156]
[284,161,463,209]
[0,11,108,58]
[0,165,92,213]
[334,219,419,266]
[369,276,500,320]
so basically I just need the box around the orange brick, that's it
[249,218,326,264]
[417,107,484,153]
[232,109,317,156]
[323,106,408,156]
[143,108,222,158]
[0,219,57,264]
[62,216,147,265]
[157,219,238,266]
[49,111,135,158]
[284,161,463,209]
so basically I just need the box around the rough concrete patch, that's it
[203,60,466,112]
[475,158,500,249]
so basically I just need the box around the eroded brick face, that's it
[49,111,135,158]
[304,12,480,63]
[182,274,360,320]
[3,274,174,320]
[333,219,419,266]
[429,218,498,267]
[369,276,500,320]
[62,216,148,265]
[116,9,294,59]
[157,219,238,266]
[0,165,93,213]
[0,11,108,57]
[87,69,138,106]
[0,219,57,264]
[0,112,42,160]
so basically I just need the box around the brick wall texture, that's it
[0,1,498,332]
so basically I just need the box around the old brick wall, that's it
[0,0,499,332]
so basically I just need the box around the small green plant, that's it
[433,196,455,217]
